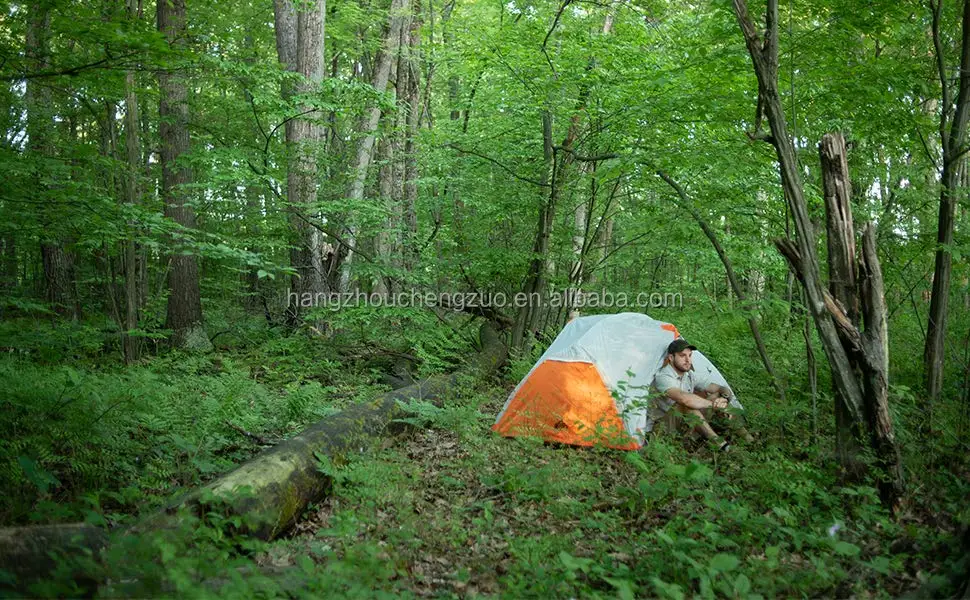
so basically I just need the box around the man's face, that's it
[671,348,693,373]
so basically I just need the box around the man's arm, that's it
[664,387,728,410]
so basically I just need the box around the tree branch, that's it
[555,145,618,162]
[445,143,550,187]
[1,50,141,81]
[541,0,573,77]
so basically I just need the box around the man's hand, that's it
[710,396,729,410]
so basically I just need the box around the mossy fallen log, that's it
[139,321,506,539]
[0,321,507,593]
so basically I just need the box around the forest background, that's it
[1,0,969,595]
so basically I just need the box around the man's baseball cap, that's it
[667,339,697,354]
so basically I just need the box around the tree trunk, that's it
[819,134,866,477]
[732,0,903,510]
[511,111,556,351]
[123,38,141,363]
[569,172,590,288]
[242,185,265,316]
[27,2,79,320]
[401,8,421,272]
[568,5,617,294]
[99,101,124,329]
[924,0,970,408]
[158,0,209,350]
[370,23,402,298]
[275,0,328,324]
[802,305,818,442]
[374,136,396,296]
[335,0,410,292]
[858,223,905,509]
[41,245,79,319]
[239,35,267,318]
[0,234,15,290]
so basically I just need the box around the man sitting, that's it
[650,339,751,451]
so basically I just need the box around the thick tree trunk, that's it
[374,136,396,296]
[41,245,79,319]
[732,0,903,510]
[819,135,866,477]
[239,37,268,318]
[442,4,467,256]
[275,0,328,324]
[568,6,617,294]
[858,225,905,507]
[0,234,15,289]
[924,159,958,407]
[99,101,124,328]
[820,136,859,324]
[569,172,590,288]
[512,111,556,351]
[335,0,410,292]
[924,0,970,407]
[158,0,209,350]
[388,29,410,282]
[591,213,614,286]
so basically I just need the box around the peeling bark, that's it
[732,0,903,510]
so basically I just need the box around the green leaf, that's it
[18,456,60,495]
[709,553,740,572]
[865,556,892,574]
[83,510,108,527]
[655,530,676,545]
[604,576,636,600]
[298,555,315,574]
[834,541,861,556]
[159,541,176,564]
[733,573,751,596]
[651,577,685,600]
[558,550,594,573]
[685,460,712,482]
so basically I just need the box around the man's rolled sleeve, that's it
[653,370,679,394]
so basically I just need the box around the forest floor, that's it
[233,381,967,599]
[3,316,968,598]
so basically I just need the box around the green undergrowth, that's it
[288,396,966,598]
[66,382,965,599]
[6,375,968,598]
[3,308,969,598]
[0,316,400,526]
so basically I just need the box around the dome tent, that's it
[492,312,738,450]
